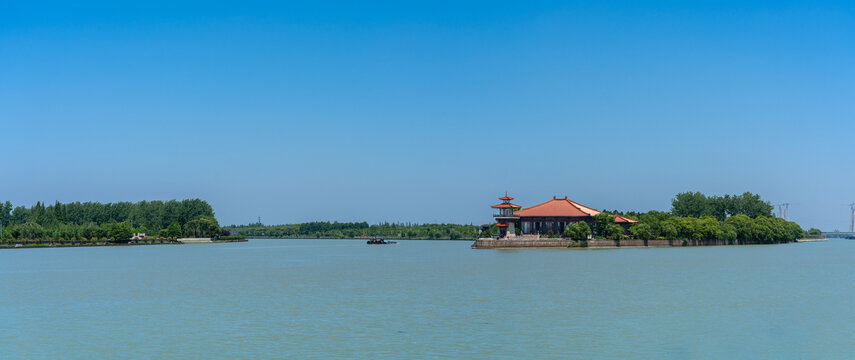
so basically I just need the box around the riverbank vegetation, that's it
[610,192,805,244]
[0,192,814,245]
[224,222,479,240]
[0,199,230,245]
[802,228,824,239]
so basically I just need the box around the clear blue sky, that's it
[1,1,853,230]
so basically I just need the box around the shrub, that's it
[593,213,616,237]
[606,224,624,239]
[629,223,654,241]
[564,222,591,241]
[660,223,678,239]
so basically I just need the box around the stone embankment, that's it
[177,238,249,244]
[472,238,794,249]
[177,237,213,243]
[471,239,575,249]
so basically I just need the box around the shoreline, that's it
[0,238,247,250]
[472,238,800,249]
[796,238,827,242]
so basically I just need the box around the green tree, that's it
[672,191,773,219]
[696,216,722,241]
[109,222,134,241]
[719,223,738,244]
[563,221,590,240]
[752,216,777,243]
[661,223,678,239]
[167,222,182,238]
[606,224,624,239]
[52,200,67,223]
[183,216,220,238]
[707,195,729,221]
[671,192,710,218]
[729,192,774,218]
[563,222,575,239]
[593,213,615,238]
[575,222,591,240]
[724,214,753,243]
[19,222,45,240]
[11,206,28,225]
[673,217,699,241]
[629,223,654,241]
[0,201,12,228]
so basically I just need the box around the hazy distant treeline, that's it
[225,221,480,240]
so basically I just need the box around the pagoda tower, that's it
[491,193,521,238]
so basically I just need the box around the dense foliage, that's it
[0,199,222,243]
[669,191,774,220]
[623,211,803,244]
[595,192,803,244]
[225,222,479,240]
[592,213,625,239]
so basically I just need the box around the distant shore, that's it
[0,238,247,249]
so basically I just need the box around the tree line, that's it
[0,199,223,244]
[625,211,805,244]
[615,192,813,244]
[0,192,818,245]
[225,221,479,240]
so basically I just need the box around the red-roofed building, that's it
[491,193,521,238]
[491,195,637,238]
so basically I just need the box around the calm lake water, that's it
[1,239,853,359]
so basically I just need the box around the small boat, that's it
[366,238,397,245]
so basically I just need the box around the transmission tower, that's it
[849,204,855,233]
[773,203,799,220]
[773,203,789,220]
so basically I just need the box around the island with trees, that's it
[474,192,823,249]
[0,199,245,248]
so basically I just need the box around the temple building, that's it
[491,194,637,238]
[491,193,521,238]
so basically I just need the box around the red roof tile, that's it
[514,197,600,217]
[612,214,638,223]
[513,196,637,223]
[491,203,521,209]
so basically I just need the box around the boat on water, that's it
[366,238,397,245]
